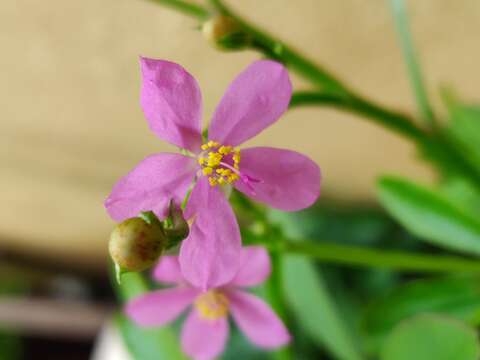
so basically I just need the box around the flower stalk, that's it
[270,238,480,274]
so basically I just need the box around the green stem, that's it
[265,252,293,360]
[146,0,209,20]
[264,239,480,273]
[290,91,426,141]
[390,0,434,125]
[208,0,348,95]
[290,91,480,186]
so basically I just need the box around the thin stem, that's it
[146,0,209,20]
[290,91,480,186]
[208,0,348,96]
[265,252,293,360]
[290,91,426,142]
[264,239,480,274]
[390,0,435,125]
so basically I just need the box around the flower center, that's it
[194,290,229,320]
[197,140,241,187]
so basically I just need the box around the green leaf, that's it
[381,314,480,360]
[363,276,480,339]
[440,178,480,218]
[377,176,480,255]
[284,256,363,360]
[447,102,480,170]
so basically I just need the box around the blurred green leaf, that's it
[221,326,267,360]
[440,178,480,217]
[389,0,433,124]
[113,270,186,360]
[284,256,363,360]
[377,176,480,255]
[381,314,480,360]
[363,276,480,339]
[447,102,480,169]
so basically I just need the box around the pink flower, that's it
[126,246,291,360]
[105,58,321,289]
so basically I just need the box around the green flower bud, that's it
[109,217,166,272]
[163,201,189,249]
[202,15,251,51]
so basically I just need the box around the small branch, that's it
[290,91,426,141]
[266,239,480,274]
[208,0,348,95]
[390,0,435,125]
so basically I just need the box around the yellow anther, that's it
[199,141,241,187]
[233,151,241,163]
[208,177,218,186]
[207,140,219,148]
[218,146,232,155]
[195,290,229,320]
[207,160,220,167]
[202,167,213,175]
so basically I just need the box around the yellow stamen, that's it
[202,167,213,175]
[195,290,229,320]
[208,177,218,186]
[218,145,232,155]
[198,140,241,187]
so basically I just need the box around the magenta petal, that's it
[140,57,203,152]
[208,60,292,146]
[230,246,271,287]
[125,287,198,327]
[104,153,196,222]
[181,309,229,360]
[180,177,242,290]
[152,256,184,285]
[234,147,321,211]
[228,290,291,348]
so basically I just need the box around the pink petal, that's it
[140,57,203,152]
[180,177,242,290]
[234,147,321,211]
[104,153,196,222]
[228,290,291,348]
[208,60,292,146]
[152,256,184,285]
[125,287,198,327]
[230,246,271,287]
[181,309,229,360]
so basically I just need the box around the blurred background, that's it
[2,0,480,359]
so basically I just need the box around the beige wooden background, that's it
[2,0,480,270]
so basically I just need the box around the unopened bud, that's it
[163,201,189,248]
[202,15,250,50]
[109,217,166,272]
